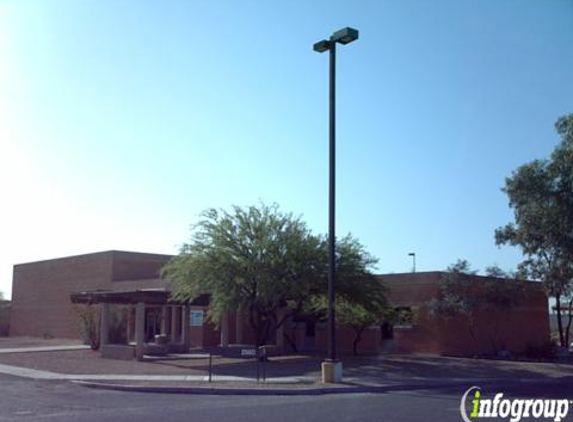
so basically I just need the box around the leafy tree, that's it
[495,114,573,348]
[310,277,389,356]
[428,260,525,353]
[428,260,480,343]
[163,203,380,347]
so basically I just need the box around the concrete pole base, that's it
[321,360,343,383]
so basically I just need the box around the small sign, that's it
[210,346,260,359]
[190,310,204,327]
[240,348,257,357]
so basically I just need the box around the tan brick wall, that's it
[440,283,550,355]
[9,251,172,339]
[9,252,550,357]
[111,251,172,281]
[379,272,549,356]
[10,252,114,338]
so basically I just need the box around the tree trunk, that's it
[556,294,566,347]
[283,321,299,353]
[352,326,365,356]
[565,297,573,349]
[256,312,264,347]
[283,331,298,353]
[248,306,263,347]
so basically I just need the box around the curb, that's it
[72,376,573,396]
[72,379,480,396]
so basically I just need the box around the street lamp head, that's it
[408,252,415,256]
[313,40,331,53]
[331,27,359,45]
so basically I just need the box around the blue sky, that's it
[0,0,572,298]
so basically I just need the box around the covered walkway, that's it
[71,289,209,360]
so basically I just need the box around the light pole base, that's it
[321,360,343,383]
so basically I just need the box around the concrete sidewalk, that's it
[1,357,572,396]
[0,345,90,354]
[0,359,506,396]
[0,361,312,383]
[1,342,572,396]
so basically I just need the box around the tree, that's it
[495,114,573,348]
[0,291,4,301]
[310,276,389,356]
[74,304,100,350]
[162,203,380,347]
[428,260,481,343]
[428,260,525,354]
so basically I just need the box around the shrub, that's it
[74,304,100,350]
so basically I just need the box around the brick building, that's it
[375,272,550,356]
[9,251,172,338]
[9,251,550,356]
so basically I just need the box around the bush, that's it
[74,304,130,349]
[74,304,100,350]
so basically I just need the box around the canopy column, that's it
[276,308,287,350]
[171,306,179,343]
[182,305,190,351]
[135,302,145,360]
[220,311,229,347]
[100,303,110,346]
[126,307,134,344]
[161,305,169,335]
[235,306,243,344]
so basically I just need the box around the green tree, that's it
[163,204,380,347]
[495,114,573,348]
[428,260,481,343]
[428,260,525,354]
[310,276,389,356]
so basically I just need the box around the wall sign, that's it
[190,310,204,327]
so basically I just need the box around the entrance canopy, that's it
[70,288,209,360]
[70,288,209,306]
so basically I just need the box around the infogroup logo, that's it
[460,386,571,422]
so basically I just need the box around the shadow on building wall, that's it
[0,300,10,336]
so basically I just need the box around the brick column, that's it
[276,308,286,350]
[235,306,243,344]
[126,307,133,344]
[161,305,168,335]
[220,311,229,347]
[171,306,179,343]
[100,303,110,346]
[182,305,190,351]
[135,302,145,361]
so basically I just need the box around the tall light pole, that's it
[409,252,416,273]
[314,27,359,383]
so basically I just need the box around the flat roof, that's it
[15,250,174,267]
